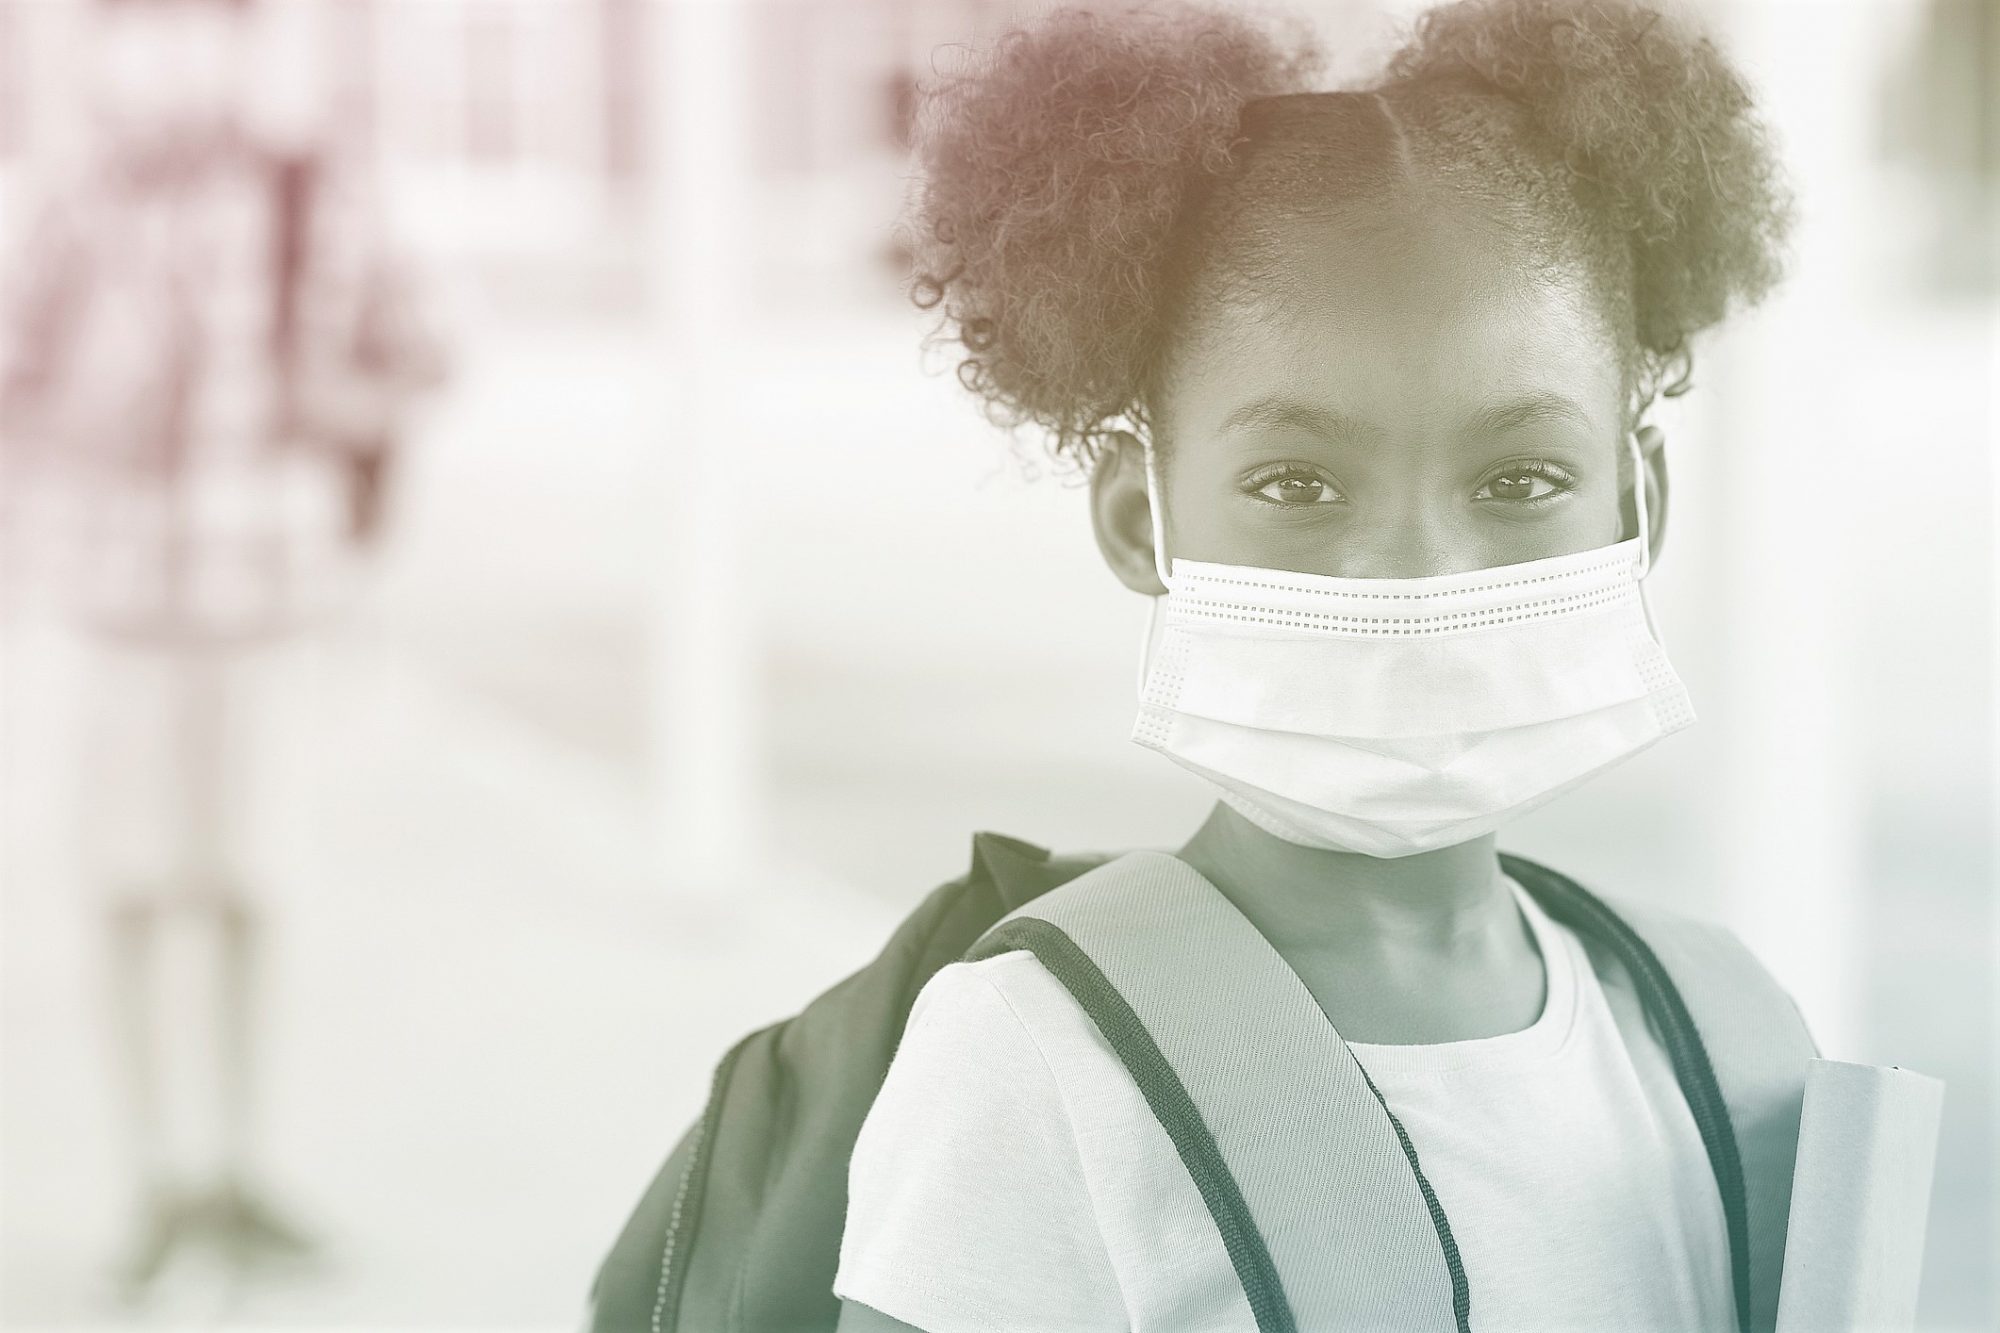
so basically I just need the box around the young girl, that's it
[831,0,1812,1329]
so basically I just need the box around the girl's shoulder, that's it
[883,940,1155,1156]
[1582,887,1816,1040]
[843,953,1130,1333]
[902,950,1112,1080]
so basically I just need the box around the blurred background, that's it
[0,0,1991,1328]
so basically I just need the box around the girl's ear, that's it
[1090,431,1169,596]
[1637,424,1670,568]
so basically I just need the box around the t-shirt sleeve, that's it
[1714,922,1823,1058]
[834,961,1128,1333]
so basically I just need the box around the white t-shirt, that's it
[834,875,1735,1332]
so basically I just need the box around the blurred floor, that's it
[1,614,895,1329]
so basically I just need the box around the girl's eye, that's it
[1247,467,1344,506]
[1472,460,1576,506]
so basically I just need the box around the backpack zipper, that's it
[652,1025,767,1333]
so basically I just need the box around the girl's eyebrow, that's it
[1469,393,1594,436]
[1219,392,1593,445]
[1219,396,1381,444]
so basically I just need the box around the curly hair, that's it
[905,0,1796,472]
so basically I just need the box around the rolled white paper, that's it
[1775,1058,1945,1333]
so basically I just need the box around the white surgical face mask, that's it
[1132,430,1694,858]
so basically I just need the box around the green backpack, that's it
[584,832,1815,1333]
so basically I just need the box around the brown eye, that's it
[1472,461,1576,507]
[1485,470,1552,501]
[1250,469,1343,506]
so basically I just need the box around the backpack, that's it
[584,833,1108,1332]
[584,833,1814,1333]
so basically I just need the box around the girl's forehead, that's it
[1170,210,1621,440]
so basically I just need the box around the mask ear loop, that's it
[1630,426,1653,582]
[1142,438,1174,591]
[1629,427,1667,645]
[1135,438,1174,697]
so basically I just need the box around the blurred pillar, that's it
[1701,0,1885,1059]
[0,2,24,162]
[599,0,645,195]
[644,0,759,888]
[327,0,380,161]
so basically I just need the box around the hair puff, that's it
[1383,0,1797,397]
[905,4,1322,471]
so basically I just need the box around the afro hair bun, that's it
[1383,0,1797,386]
[905,4,1322,469]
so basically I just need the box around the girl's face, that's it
[1093,206,1666,589]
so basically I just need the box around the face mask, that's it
[1132,430,1695,859]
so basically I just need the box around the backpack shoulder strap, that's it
[965,851,1467,1333]
[1501,852,1817,1333]
[1601,891,1816,1333]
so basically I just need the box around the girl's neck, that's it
[1174,801,1513,955]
